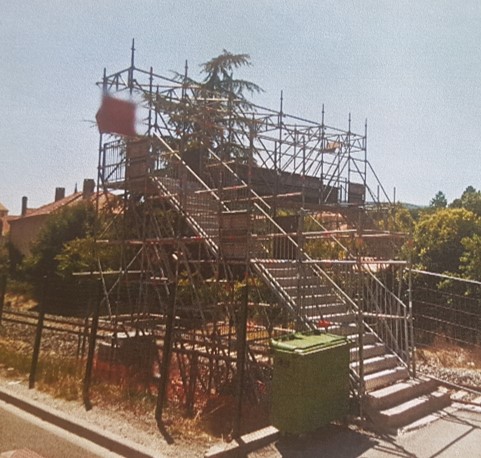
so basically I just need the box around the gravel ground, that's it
[416,345,481,402]
[418,363,481,388]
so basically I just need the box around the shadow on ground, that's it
[251,423,416,458]
[250,407,481,458]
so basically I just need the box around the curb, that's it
[205,426,279,458]
[0,387,160,458]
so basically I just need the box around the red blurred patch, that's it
[96,95,137,137]
[317,319,331,329]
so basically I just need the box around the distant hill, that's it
[399,202,426,210]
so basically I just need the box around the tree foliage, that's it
[429,191,447,209]
[200,50,263,98]
[460,234,481,281]
[375,204,414,234]
[25,202,96,279]
[450,186,481,216]
[151,50,263,173]
[413,207,481,274]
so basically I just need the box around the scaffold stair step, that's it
[351,354,398,375]
[364,366,409,392]
[365,376,438,411]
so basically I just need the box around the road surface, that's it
[0,400,122,458]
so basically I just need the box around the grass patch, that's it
[0,339,265,442]
[0,340,83,400]
[6,279,34,299]
[0,339,206,440]
[417,337,481,370]
[0,340,32,375]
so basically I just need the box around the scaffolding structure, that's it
[94,46,413,433]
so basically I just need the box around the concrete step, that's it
[351,354,398,375]
[369,389,451,433]
[283,285,331,296]
[302,302,348,318]
[327,326,379,347]
[197,223,219,231]
[269,269,320,286]
[189,211,218,218]
[296,294,342,313]
[350,343,386,362]
[260,266,298,276]
[195,218,218,225]
[187,211,216,220]
[345,331,378,346]
[364,366,409,392]
[293,294,341,308]
[327,322,360,337]
[322,312,357,325]
[185,199,217,207]
[365,376,438,411]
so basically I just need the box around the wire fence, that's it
[412,271,481,351]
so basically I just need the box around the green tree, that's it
[55,232,122,278]
[460,234,481,281]
[430,191,447,209]
[450,186,481,216]
[413,207,481,273]
[151,50,262,173]
[200,50,263,98]
[375,203,414,233]
[25,202,96,280]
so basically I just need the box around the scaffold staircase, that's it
[147,148,451,434]
[95,56,453,433]
[252,259,450,433]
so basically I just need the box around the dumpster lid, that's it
[271,332,346,352]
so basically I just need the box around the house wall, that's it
[9,214,49,257]
[0,209,7,236]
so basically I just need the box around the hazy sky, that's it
[1,1,481,214]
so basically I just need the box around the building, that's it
[9,179,96,257]
[0,202,8,236]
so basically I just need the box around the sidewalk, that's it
[249,404,481,457]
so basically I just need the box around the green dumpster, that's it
[271,331,350,434]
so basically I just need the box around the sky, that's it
[1,1,481,214]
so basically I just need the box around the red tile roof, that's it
[24,192,84,218]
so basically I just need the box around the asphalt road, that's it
[0,400,122,458]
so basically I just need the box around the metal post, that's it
[128,38,135,94]
[320,105,325,204]
[296,208,305,331]
[355,212,365,422]
[148,67,154,135]
[29,277,47,389]
[408,247,416,377]
[83,279,102,410]
[233,121,254,439]
[155,255,178,427]
[356,262,365,423]
[0,274,7,324]
[233,274,249,438]
[274,91,283,218]
[364,119,368,201]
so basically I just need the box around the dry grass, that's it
[0,330,269,444]
[0,339,83,400]
[0,340,215,442]
[417,337,481,370]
